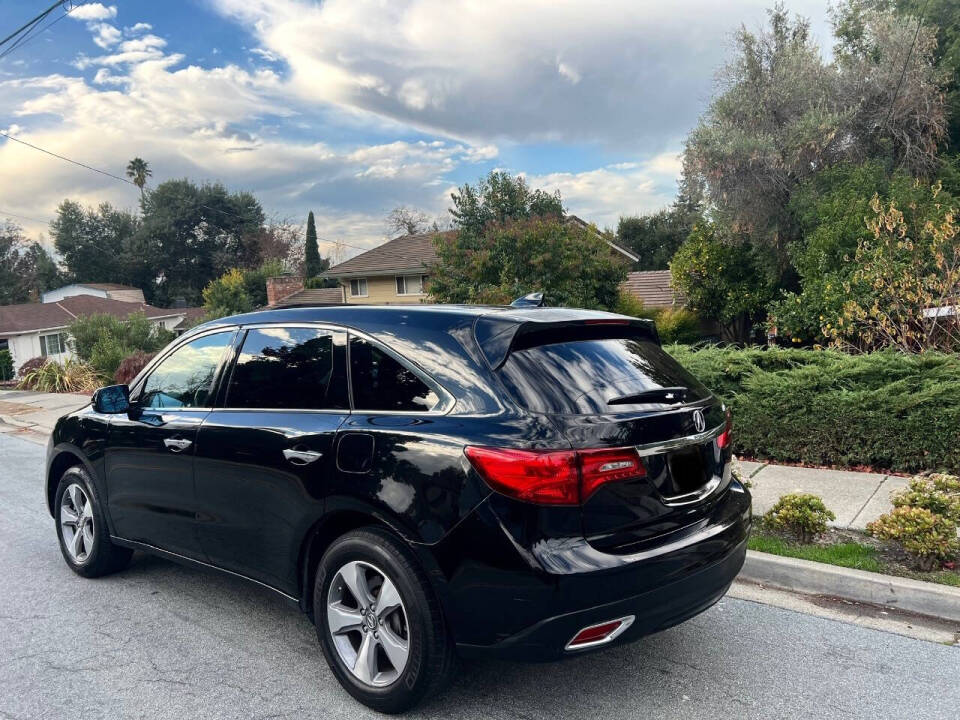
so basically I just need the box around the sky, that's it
[0,0,833,262]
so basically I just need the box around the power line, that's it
[883,0,931,131]
[0,0,72,54]
[0,208,51,225]
[0,7,74,61]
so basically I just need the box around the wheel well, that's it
[47,452,83,516]
[298,511,395,614]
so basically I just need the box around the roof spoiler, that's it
[474,316,659,370]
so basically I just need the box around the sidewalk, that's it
[0,389,909,527]
[741,460,909,531]
[0,389,90,438]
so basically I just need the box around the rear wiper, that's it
[607,387,689,406]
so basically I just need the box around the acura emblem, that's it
[692,409,706,433]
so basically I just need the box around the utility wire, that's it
[883,0,931,130]
[0,0,71,53]
[0,7,74,61]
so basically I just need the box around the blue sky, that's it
[0,0,832,260]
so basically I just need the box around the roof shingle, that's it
[620,270,686,309]
[324,231,454,278]
[0,296,188,335]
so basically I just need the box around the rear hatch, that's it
[478,313,732,552]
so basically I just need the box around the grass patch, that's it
[748,532,885,573]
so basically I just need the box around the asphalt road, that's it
[2,432,958,720]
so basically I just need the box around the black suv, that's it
[46,305,751,713]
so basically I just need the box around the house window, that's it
[40,333,68,357]
[395,274,426,296]
[349,278,368,297]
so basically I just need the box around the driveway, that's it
[1,433,958,720]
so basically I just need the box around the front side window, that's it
[139,331,234,409]
[226,327,348,410]
[349,336,439,412]
[395,274,425,295]
[349,278,368,297]
[40,333,67,357]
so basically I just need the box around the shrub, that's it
[656,307,701,344]
[763,493,836,543]
[891,474,960,523]
[114,351,157,385]
[0,349,13,381]
[665,345,960,473]
[867,507,960,571]
[613,291,655,320]
[17,357,102,393]
[17,356,48,379]
[68,312,173,378]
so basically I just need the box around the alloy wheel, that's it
[326,560,410,687]
[60,483,95,563]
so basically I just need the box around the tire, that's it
[314,527,456,713]
[55,466,132,578]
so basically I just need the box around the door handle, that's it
[283,448,323,465]
[164,437,193,452]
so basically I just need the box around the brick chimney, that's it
[266,275,305,306]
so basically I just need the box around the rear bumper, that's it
[442,481,751,661]
[456,535,746,661]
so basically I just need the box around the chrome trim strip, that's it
[565,615,636,651]
[634,422,724,457]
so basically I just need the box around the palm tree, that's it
[125,157,152,199]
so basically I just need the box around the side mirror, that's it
[92,384,130,414]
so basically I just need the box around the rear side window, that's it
[227,327,348,410]
[497,338,711,415]
[349,336,439,412]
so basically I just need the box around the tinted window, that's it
[350,336,438,412]
[498,338,711,415]
[140,331,234,409]
[227,327,348,410]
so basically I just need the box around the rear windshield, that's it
[497,338,711,415]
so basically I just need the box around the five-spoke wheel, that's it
[59,482,95,563]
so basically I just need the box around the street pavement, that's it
[2,432,959,720]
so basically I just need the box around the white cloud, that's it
[251,47,281,62]
[90,23,122,49]
[556,61,580,85]
[69,3,117,21]
[125,22,153,35]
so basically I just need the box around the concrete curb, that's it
[0,413,37,430]
[740,550,960,623]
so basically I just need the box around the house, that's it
[265,277,346,307]
[0,295,201,373]
[620,270,687,309]
[319,218,638,305]
[41,283,146,304]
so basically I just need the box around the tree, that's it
[449,171,563,239]
[671,222,779,343]
[126,157,152,199]
[429,217,627,309]
[202,268,254,319]
[616,206,696,270]
[68,311,174,378]
[386,206,433,237]
[682,4,945,260]
[51,201,139,286]
[0,221,63,304]
[304,211,324,278]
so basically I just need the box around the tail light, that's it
[717,409,732,450]
[566,615,635,650]
[464,445,646,506]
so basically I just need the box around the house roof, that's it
[324,231,455,279]
[273,287,346,306]
[0,295,187,335]
[621,270,687,309]
[324,217,637,279]
[74,283,140,291]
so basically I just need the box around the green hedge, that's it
[666,345,960,474]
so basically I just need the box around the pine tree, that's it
[304,211,321,278]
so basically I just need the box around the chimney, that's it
[266,275,305,306]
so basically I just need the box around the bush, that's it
[891,474,960,523]
[867,507,960,571]
[68,312,173,378]
[656,307,700,344]
[17,357,102,393]
[665,345,960,474]
[17,356,47,379]
[114,351,157,385]
[763,493,836,543]
[0,349,13,381]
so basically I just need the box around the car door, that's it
[194,325,350,593]
[104,329,237,559]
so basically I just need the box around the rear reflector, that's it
[717,410,732,450]
[464,446,645,505]
[566,615,636,650]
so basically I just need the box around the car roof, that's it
[185,303,632,337]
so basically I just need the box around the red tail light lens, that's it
[464,446,645,505]
[717,410,732,450]
[463,446,580,504]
